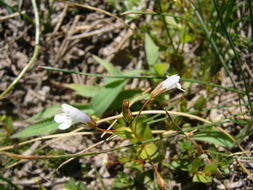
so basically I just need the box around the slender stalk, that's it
[42,66,246,95]
[248,0,253,38]
[133,98,152,132]
[1,119,249,160]
[212,0,253,117]
[190,2,237,89]
[157,0,176,52]
[0,0,33,23]
[0,0,40,99]
[0,110,210,152]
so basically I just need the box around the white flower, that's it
[151,74,184,97]
[161,74,184,91]
[54,104,91,130]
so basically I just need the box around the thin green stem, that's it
[42,66,246,95]
[157,0,176,52]
[133,98,152,133]
[190,2,237,89]
[0,0,40,99]
[0,0,33,23]
[212,0,253,117]
[248,0,253,38]
[1,119,249,160]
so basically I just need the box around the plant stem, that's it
[0,0,40,99]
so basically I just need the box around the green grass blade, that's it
[212,0,253,116]
[157,0,176,52]
[42,66,246,95]
[190,2,237,89]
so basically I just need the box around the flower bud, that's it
[151,74,184,98]
[122,99,132,122]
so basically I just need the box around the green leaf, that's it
[92,55,119,74]
[165,16,182,29]
[90,80,126,116]
[75,104,95,115]
[64,84,100,97]
[189,158,203,173]
[135,119,153,141]
[29,104,94,121]
[138,143,159,160]
[129,91,150,106]
[153,63,168,76]
[145,33,159,67]
[114,126,134,139]
[12,118,58,138]
[194,95,207,110]
[29,105,61,120]
[192,130,234,148]
[124,160,144,172]
[133,119,159,160]
[203,163,218,174]
[1,116,14,134]
[193,173,212,183]
[91,56,143,115]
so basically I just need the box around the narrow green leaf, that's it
[29,105,61,121]
[194,95,207,110]
[90,80,126,116]
[192,130,234,148]
[12,118,58,138]
[65,84,100,97]
[29,104,94,121]
[165,16,182,29]
[1,116,14,134]
[110,89,142,110]
[145,33,160,67]
[92,55,119,74]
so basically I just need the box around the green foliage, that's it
[91,55,143,115]
[0,115,14,135]
[194,95,207,111]
[192,130,234,148]
[64,178,90,190]
[64,84,101,98]
[145,33,160,68]
[105,0,146,20]
[12,118,58,138]
[114,114,159,161]
[29,105,61,121]
[110,172,135,189]
[12,104,94,137]
[0,174,20,190]
[2,0,253,189]
[91,79,126,116]
[170,139,221,183]
[110,89,142,110]
[92,55,119,75]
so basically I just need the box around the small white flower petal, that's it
[58,119,72,130]
[161,74,180,90]
[176,83,185,91]
[150,74,184,97]
[61,104,91,123]
[54,113,69,123]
